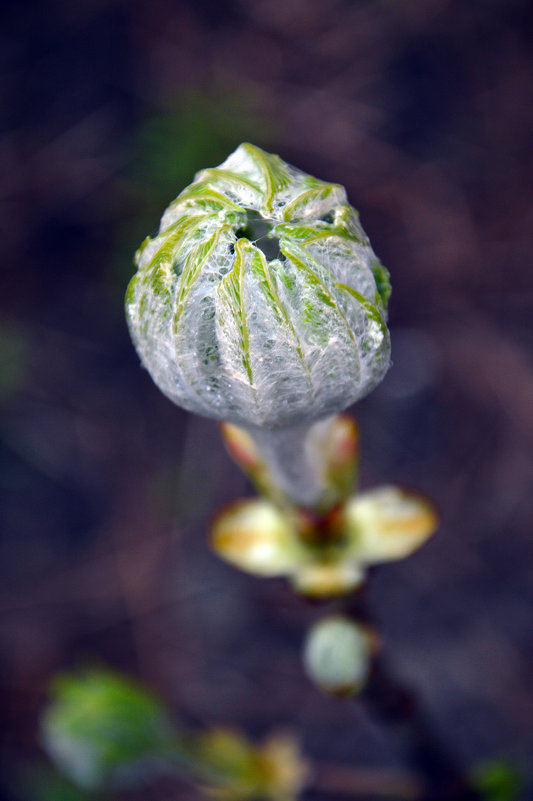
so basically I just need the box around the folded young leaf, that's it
[344,486,438,564]
[212,499,304,576]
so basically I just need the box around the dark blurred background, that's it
[2,0,533,798]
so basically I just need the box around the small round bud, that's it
[303,615,373,696]
[126,143,390,431]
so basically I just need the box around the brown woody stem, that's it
[342,595,481,801]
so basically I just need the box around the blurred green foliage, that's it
[111,91,276,296]
[193,728,307,801]
[41,667,306,800]
[134,93,274,205]
[472,759,523,801]
[0,323,29,404]
[41,668,180,790]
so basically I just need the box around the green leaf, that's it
[370,257,391,308]
[241,142,291,212]
[281,184,342,221]
[216,239,254,384]
[41,668,181,790]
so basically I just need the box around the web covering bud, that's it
[126,143,391,432]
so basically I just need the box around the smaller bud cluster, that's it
[213,419,437,598]
[303,616,375,696]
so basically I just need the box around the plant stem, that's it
[311,764,423,798]
[361,657,481,800]
[340,596,481,801]
[247,420,328,507]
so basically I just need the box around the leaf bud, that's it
[126,143,390,432]
[303,615,374,696]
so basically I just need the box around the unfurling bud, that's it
[303,616,374,696]
[211,485,437,596]
[126,143,391,505]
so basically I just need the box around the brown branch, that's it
[312,763,423,798]
[360,656,481,801]
[340,594,482,801]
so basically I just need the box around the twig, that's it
[312,763,423,798]
[360,656,481,801]
[340,593,481,801]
